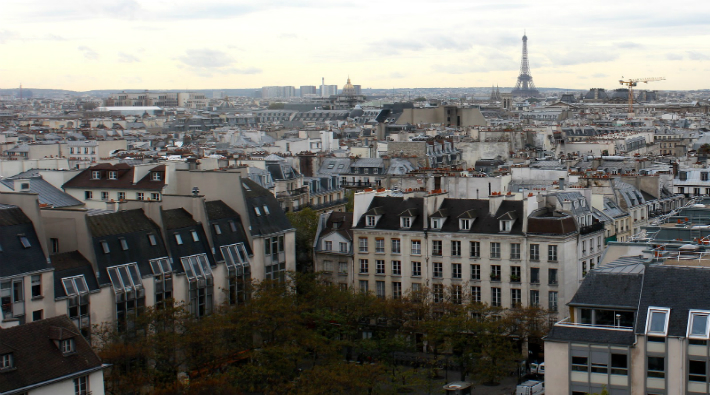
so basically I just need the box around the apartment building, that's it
[313,211,353,288]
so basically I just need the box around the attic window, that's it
[151,172,162,181]
[19,236,31,249]
[263,205,270,215]
[0,353,13,371]
[254,207,262,216]
[460,219,472,230]
[101,241,110,254]
[107,263,143,294]
[108,171,117,180]
[327,163,335,169]
[646,307,671,337]
[120,238,129,251]
[688,310,710,339]
[91,171,101,180]
[430,218,442,230]
[221,243,250,275]
[180,254,213,282]
[499,220,513,232]
[60,339,75,354]
[366,215,376,227]
[175,234,183,245]
[214,224,222,235]
[62,275,89,297]
[20,183,30,190]
[401,217,412,229]
[191,230,199,242]
[229,220,237,232]
[147,234,157,246]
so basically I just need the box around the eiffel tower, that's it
[511,32,540,98]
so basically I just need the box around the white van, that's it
[516,380,544,395]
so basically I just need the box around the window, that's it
[150,257,174,306]
[611,354,628,376]
[31,275,41,298]
[62,275,88,297]
[254,207,261,216]
[108,171,117,180]
[91,171,101,179]
[689,360,707,382]
[432,240,442,256]
[148,234,157,246]
[175,234,183,245]
[452,263,461,279]
[118,192,125,201]
[433,284,444,303]
[32,309,43,321]
[471,286,481,303]
[359,280,368,293]
[375,239,385,253]
[391,239,401,254]
[548,268,558,285]
[491,287,501,307]
[359,259,369,273]
[647,356,665,378]
[411,240,421,255]
[530,290,540,307]
[120,238,128,251]
[433,262,443,278]
[572,356,588,372]
[460,219,471,230]
[376,260,385,274]
[470,264,481,280]
[151,172,162,181]
[191,230,199,242]
[412,261,421,276]
[339,242,348,253]
[84,191,92,200]
[151,193,160,201]
[376,281,385,299]
[491,265,501,281]
[452,285,462,304]
[392,261,401,275]
[646,307,671,336]
[470,241,480,258]
[392,282,402,299]
[510,243,520,259]
[338,262,347,275]
[136,192,144,200]
[548,291,558,311]
[688,310,710,339]
[61,339,75,354]
[366,215,376,227]
[490,242,500,258]
[500,220,513,232]
[430,218,442,229]
[359,238,368,253]
[401,217,412,228]
[531,267,540,284]
[51,238,59,253]
[511,289,521,307]
[107,263,143,293]
[451,240,461,257]
[229,220,237,232]
[548,245,558,261]
[530,244,540,261]
[100,240,110,253]
[324,240,332,250]
[74,375,89,395]
[101,191,109,200]
[511,266,521,282]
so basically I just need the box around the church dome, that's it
[342,77,356,95]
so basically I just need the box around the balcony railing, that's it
[580,222,605,235]
[555,317,634,331]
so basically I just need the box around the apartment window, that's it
[91,171,101,179]
[392,282,402,299]
[689,360,707,382]
[510,243,520,259]
[151,172,161,181]
[338,262,347,275]
[530,244,540,261]
[191,230,199,242]
[376,260,385,274]
[33,309,42,321]
[151,193,160,201]
[432,240,443,256]
[391,239,401,254]
[366,215,376,227]
[452,263,462,279]
[490,265,501,281]
[84,191,92,200]
[108,171,117,180]
[175,234,183,245]
[470,241,480,258]
[411,240,421,255]
[471,286,481,303]
[571,356,589,372]
[430,218,441,229]
[491,287,501,307]
[688,310,710,339]
[646,307,671,336]
[548,291,558,311]
[376,281,385,299]
[375,239,385,253]
[118,192,125,200]
[611,354,628,376]
[150,257,174,307]
[340,242,348,253]
[704,172,710,182]
[120,238,128,251]
[511,289,521,307]
[136,192,144,200]
[359,259,369,274]
[511,266,521,282]
[531,268,540,284]
[31,275,41,298]
[412,261,421,277]
[490,242,500,258]
[148,234,157,246]
[451,240,461,256]
[392,261,401,275]
[548,245,558,261]
[50,237,59,253]
[400,217,412,228]
[74,375,89,395]
[433,262,443,278]
[471,264,481,280]
[101,191,109,200]
[548,268,558,285]
[359,238,368,253]
[647,356,665,378]
[460,219,472,230]
[181,254,214,318]
[433,284,444,303]
[324,240,332,251]
[359,280,368,293]
[530,290,540,307]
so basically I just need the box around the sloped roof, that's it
[162,208,199,230]
[51,251,100,299]
[569,271,643,309]
[62,163,166,191]
[0,205,32,226]
[546,325,635,345]
[1,176,83,208]
[241,178,292,236]
[87,209,160,237]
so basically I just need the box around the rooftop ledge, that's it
[555,317,634,331]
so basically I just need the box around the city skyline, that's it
[1,0,708,91]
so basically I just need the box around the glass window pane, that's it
[107,268,123,290]
[75,277,88,294]
[650,311,667,333]
[118,267,132,288]
[128,265,142,284]
[62,278,76,296]
[691,314,709,337]
[150,260,162,275]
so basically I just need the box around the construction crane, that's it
[619,77,665,115]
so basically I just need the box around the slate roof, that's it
[62,163,166,191]
[205,200,253,260]
[545,325,636,345]
[162,211,215,271]
[87,209,160,237]
[241,178,292,236]
[355,197,424,231]
[0,315,104,393]
[51,251,100,299]
[569,271,643,309]
[0,205,32,226]
[162,208,199,230]
[1,175,83,208]
[527,208,578,235]
[0,206,49,278]
[321,211,354,241]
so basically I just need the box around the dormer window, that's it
[401,217,412,229]
[263,205,270,215]
[19,236,31,249]
[191,230,199,242]
[646,307,671,337]
[366,215,376,227]
[430,218,441,230]
[0,353,13,370]
[688,310,710,339]
[108,171,117,180]
[214,224,222,235]
[151,172,161,181]
[91,171,101,180]
[499,220,513,232]
[61,338,75,354]
[460,219,472,230]
[254,207,262,216]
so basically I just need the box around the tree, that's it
[344,190,355,212]
[268,102,285,109]
[285,207,319,271]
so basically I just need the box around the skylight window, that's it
[688,310,710,339]
[106,263,143,294]
[180,254,213,282]
[221,243,250,275]
[120,238,129,251]
[19,237,31,249]
[646,307,671,336]
[191,230,199,242]
[214,224,222,235]
[175,234,183,245]
[147,234,157,246]
[149,257,172,276]
[62,275,89,297]
[254,207,262,216]
[101,241,110,254]
[263,205,270,215]
[229,220,237,232]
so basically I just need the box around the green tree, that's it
[344,190,355,212]
[268,102,285,109]
[285,207,320,271]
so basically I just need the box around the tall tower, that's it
[511,33,540,98]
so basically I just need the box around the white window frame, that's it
[62,275,89,297]
[430,218,441,229]
[108,171,117,180]
[366,215,376,227]
[401,217,412,229]
[646,306,671,336]
[459,219,471,230]
[151,172,161,181]
[687,310,710,339]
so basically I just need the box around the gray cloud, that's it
[617,42,643,49]
[546,50,618,66]
[688,51,709,60]
[177,49,260,76]
[431,64,472,75]
[666,53,683,60]
[118,52,140,63]
[78,46,99,60]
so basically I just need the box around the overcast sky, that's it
[1,0,708,91]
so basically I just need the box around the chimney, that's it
[489,193,504,216]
